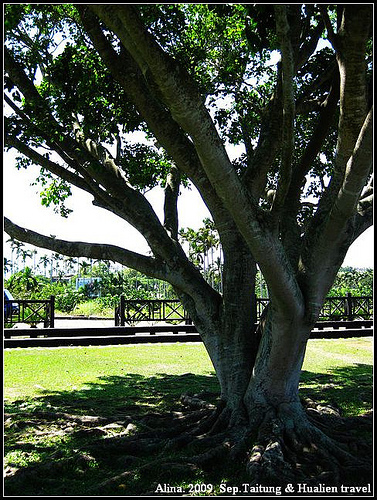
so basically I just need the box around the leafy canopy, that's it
[4,3,345,218]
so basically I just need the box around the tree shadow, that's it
[5,372,220,418]
[4,372,220,496]
[4,365,373,496]
[300,363,373,416]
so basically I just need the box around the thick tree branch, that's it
[78,5,255,266]
[331,108,373,222]
[4,217,166,279]
[305,6,371,251]
[91,5,240,195]
[300,108,373,300]
[271,6,295,220]
[4,216,221,305]
[335,5,371,173]
[87,4,305,317]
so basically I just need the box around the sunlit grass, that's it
[4,338,373,406]
[301,337,373,416]
[303,337,373,371]
[4,342,215,402]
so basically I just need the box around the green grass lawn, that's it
[4,343,216,405]
[4,337,373,496]
[4,337,372,413]
[300,337,373,416]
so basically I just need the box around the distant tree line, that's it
[4,256,372,316]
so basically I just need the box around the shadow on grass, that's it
[4,365,373,496]
[300,363,373,416]
[4,372,220,496]
[6,371,220,418]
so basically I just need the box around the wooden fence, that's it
[115,293,373,326]
[319,293,372,321]
[3,293,373,349]
[3,293,372,330]
[4,296,55,328]
[115,297,191,326]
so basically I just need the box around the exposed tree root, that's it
[5,395,372,496]
[87,395,372,495]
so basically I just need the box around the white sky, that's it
[3,152,373,270]
[2,153,210,258]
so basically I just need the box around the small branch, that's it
[163,165,180,240]
[287,70,340,205]
[242,87,283,199]
[319,6,339,52]
[295,60,337,112]
[295,19,325,71]
[5,135,92,195]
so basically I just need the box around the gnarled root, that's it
[241,400,372,488]
[164,397,372,487]
[87,396,372,495]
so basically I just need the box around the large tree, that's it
[4,3,373,486]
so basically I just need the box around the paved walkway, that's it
[54,317,114,328]
[53,318,181,329]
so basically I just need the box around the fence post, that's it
[346,292,353,321]
[251,293,258,324]
[50,295,55,328]
[120,295,125,326]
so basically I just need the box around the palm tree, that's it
[20,249,33,270]
[52,253,64,280]
[4,257,11,277]
[7,238,24,273]
[31,249,38,274]
[79,260,91,277]
[38,254,51,277]
[63,256,78,276]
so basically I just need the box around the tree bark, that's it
[245,309,310,410]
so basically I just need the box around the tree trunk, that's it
[202,305,313,433]
[179,299,370,485]
[179,238,259,419]
[245,308,310,409]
